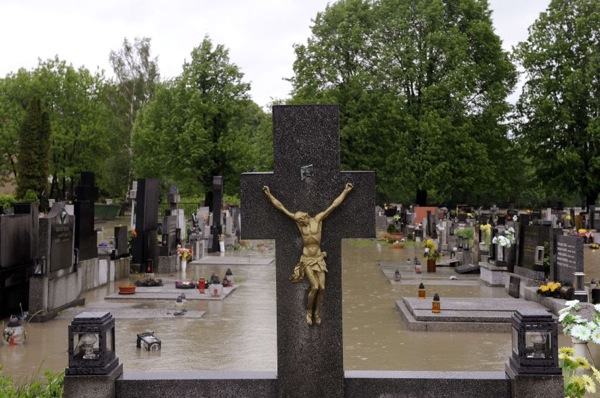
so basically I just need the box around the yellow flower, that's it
[582,374,596,393]
[540,285,549,292]
[592,366,600,383]
[576,357,591,369]
[579,229,588,233]
[559,347,575,356]
[569,375,584,390]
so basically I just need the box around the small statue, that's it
[263,183,353,326]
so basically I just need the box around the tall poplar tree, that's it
[16,98,50,200]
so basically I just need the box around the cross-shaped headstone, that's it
[241,105,375,397]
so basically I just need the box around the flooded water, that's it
[2,218,600,384]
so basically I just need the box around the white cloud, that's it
[0,0,549,108]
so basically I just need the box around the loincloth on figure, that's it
[289,253,327,282]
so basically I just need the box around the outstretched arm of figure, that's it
[263,186,295,219]
[317,183,353,221]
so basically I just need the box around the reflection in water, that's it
[1,237,599,384]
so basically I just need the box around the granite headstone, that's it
[240,105,375,397]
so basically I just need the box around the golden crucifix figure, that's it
[263,183,353,326]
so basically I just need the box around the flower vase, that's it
[219,241,225,253]
[427,259,436,273]
[572,337,588,361]
[181,260,187,272]
[571,337,589,375]
[497,246,504,261]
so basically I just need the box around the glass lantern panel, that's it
[106,329,114,353]
[525,330,551,359]
[511,327,519,356]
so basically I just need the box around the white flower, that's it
[565,300,581,308]
[559,312,570,322]
[594,304,600,313]
[571,324,593,341]
[591,327,600,345]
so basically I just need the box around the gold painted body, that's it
[263,183,353,326]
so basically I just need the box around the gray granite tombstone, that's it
[113,226,128,258]
[40,202,75,273]
[240,105,375,398]
[159,214,177,256]
[555,235,584,286]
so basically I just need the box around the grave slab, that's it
[397,297,552,332]
[194,254,274,266]
[105,285,238,301]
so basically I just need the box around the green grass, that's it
[0,366,63,397]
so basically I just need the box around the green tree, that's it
[290,0,517,206]
[133,36,268,196]
[514,0,600,207]
[107,37,160,198]
[32,57,113,200]
[16,97,50,200]
[0,70,33,184]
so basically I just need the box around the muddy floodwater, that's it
[2,224,600,385]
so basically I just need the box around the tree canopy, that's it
[514,0,600,207]
[133,36,271,196]
[290,0,518,206]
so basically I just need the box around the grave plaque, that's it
[556,235,583,286]
[241,105,375,398]
[39,203,75,273]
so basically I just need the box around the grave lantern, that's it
[508,309,560,375]
[66,312,119,375]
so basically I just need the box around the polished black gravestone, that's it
[210,176,223,252]
[75,172,98,261]
[132,179,159,272]
[0,203,38,318]
[241,105,375,398]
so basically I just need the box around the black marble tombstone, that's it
[0,203,38,318]
[75,172,98,261]
[132,179,159,272]
[517,223,551,280]
[210,176,223,252]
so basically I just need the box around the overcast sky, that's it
[0,0,550,108]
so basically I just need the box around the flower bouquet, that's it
[422,239,441,261]
[177,245,193,261]
[537,281,561,297]
[492,227,515,248]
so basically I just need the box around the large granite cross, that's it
[241,105,375,397]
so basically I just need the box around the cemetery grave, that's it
[6,106,597,397]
